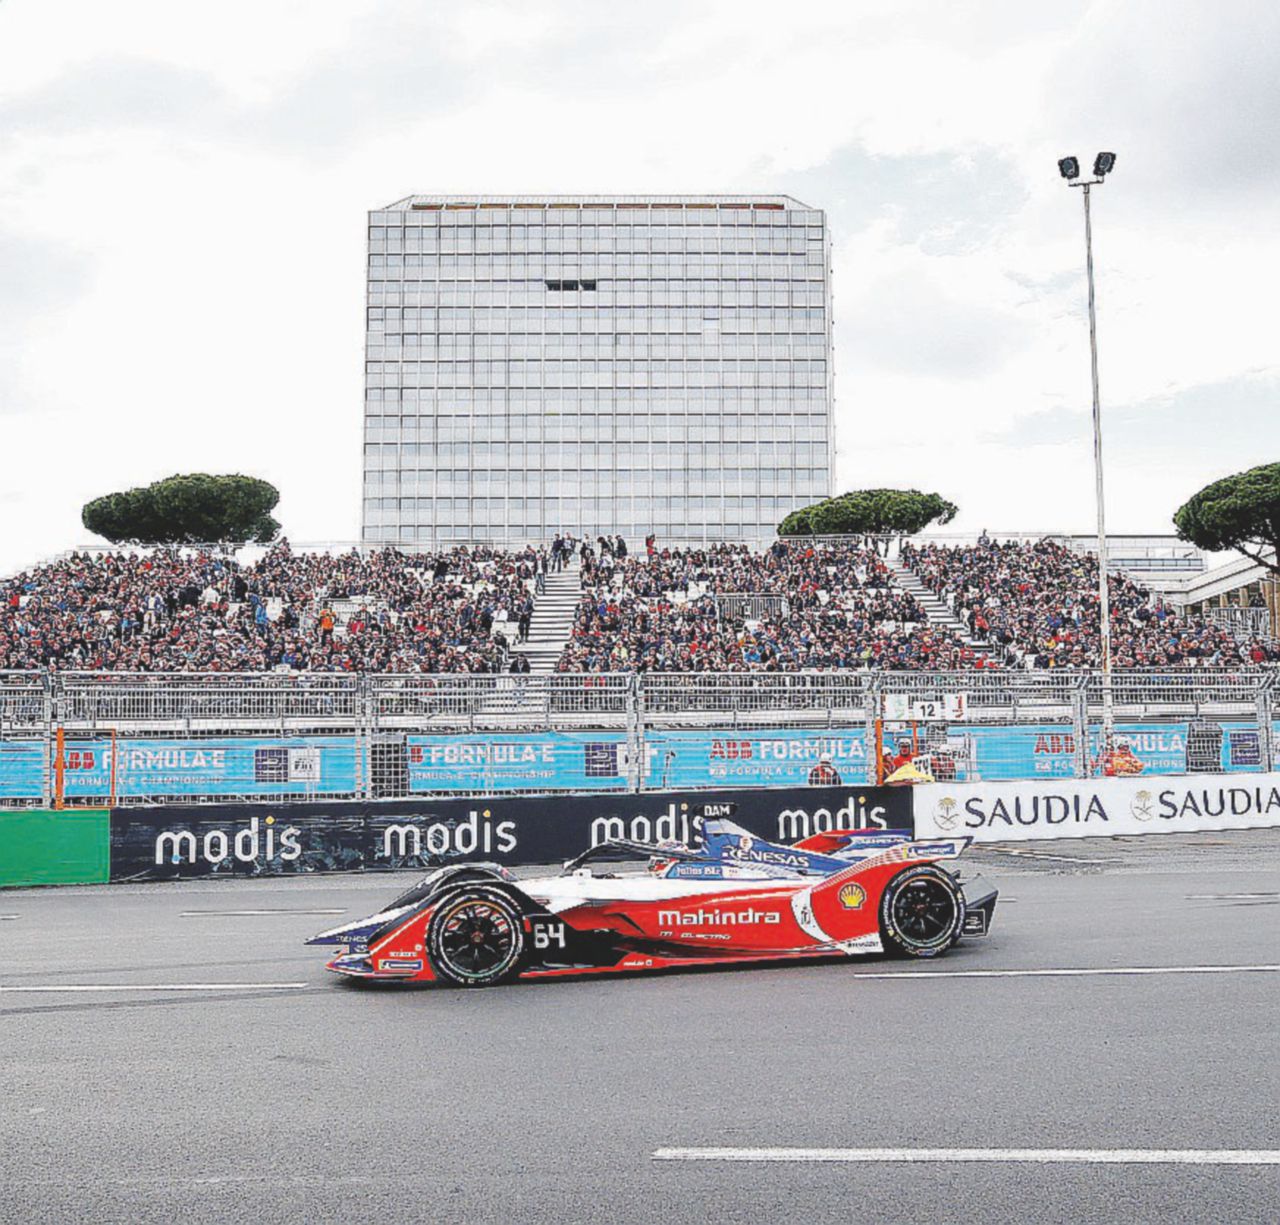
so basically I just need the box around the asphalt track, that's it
[1,832,1278,1225]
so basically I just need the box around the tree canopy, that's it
[81,474,281,545]
[778,489,958,537]
[1173,462,1280,575]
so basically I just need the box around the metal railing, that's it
[712,594,790,622]
[1208,606,1273,639]
[0,668,1274,806]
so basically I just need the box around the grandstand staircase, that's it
[887,557,993,657]
[511,559,581,674]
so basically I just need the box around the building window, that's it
[545,279,598,291]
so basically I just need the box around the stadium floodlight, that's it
[1058,150,1118,755]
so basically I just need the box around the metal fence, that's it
[0,668,1275,807]
[1208,606,1273,640]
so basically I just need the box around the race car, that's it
[307,811,998,987]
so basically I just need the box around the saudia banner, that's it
[107,784,913,881]
[913,771,1280,843]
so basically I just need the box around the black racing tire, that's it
[426,887,526,988]
[879,865,964,958]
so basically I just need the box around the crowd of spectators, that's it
[0,541,544,673]
[2,536,1274,675]
[900,538,1277,669]
[559,541,983,672]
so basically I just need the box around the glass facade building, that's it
[362,195,833,546]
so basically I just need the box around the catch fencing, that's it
[0,669,1275,807]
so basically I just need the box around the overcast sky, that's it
[2,0,1278,571]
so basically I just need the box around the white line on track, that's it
[0,915,17,921]
[1186,893,1279,900]
[845,964,1280,982]
[653,1147,1280,1166]
[0,982,309,993]
[179,909,346,917]
[989,847,1123,864]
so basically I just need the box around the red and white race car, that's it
[307,814,998,987]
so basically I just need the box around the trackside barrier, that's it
[0,670,1276,806]
[0,809,110,887]
[912,771,1280,843]
[105,785,911,883]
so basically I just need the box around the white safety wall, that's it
[913,772,1280,842]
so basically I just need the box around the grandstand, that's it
[1,535,1275,676]
[899,538,1275,670]
[0,541,540,675]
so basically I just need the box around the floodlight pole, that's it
[1073,178,1115,756]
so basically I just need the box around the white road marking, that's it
[653,1147,1280,1165]
[845,964,1280,982]
[1186,893,1279,901]
[179,909,346,917]
[0,982,309,993]
[990,847,1123,864]
[0,915,17,921]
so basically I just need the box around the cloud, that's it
[1044,0,1280,209]
[839,263,1031,379]
[0,56,225,137]
[0,229,92,415]
[786,146,1028,255]
[226,12,467,155]
[0,0,1278,572]
[985,368,1280,450]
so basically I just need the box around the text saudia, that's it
[958,784,1280,827]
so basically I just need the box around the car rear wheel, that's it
[426,888,525,987]
[879,866,964,958]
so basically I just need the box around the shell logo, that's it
[838,882,867,911]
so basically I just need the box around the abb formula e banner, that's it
[913,771,1280,843]
[400,721,1278,795]
[3,721,1272,803]
[108,783,913,882]
[0,736,357,800]
[403,729,874,793]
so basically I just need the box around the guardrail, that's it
[0,668,1275,805]
[1208,606,1273,639]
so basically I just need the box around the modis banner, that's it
[107,785,912,881]
[914,771,1280,843]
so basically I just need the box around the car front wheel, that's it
[426,888,525,987]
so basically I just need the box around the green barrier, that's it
[0,809,110,887]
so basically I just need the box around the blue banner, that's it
[2,720,1277,801]
[910,720,1274,781]
[0,743,46,800]
[643,729,870,789]
[0,737,358,799]
[406,732,632,793]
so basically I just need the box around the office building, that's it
[362,194,833,545]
